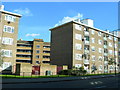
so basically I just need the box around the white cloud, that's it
[25,33,40,37]
[13,8,33,16]
[54,13,83,27]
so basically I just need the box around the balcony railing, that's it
[84,40,89,45]
[84,31,89,36]
[104,45,107,48]
[104,37,107,40]
[84,60,89,64]
[84,50,89,53]
[104,53,108,56]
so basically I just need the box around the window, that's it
[1,49,12,57]
[91,46,95,52]
[75,24,81,30]
[109,65,113,70]
[75,64,82,68]
[98,40,102,45]
[3,25,14,33]
[114,37,117,41]
[109,42,112,47]
[98,48,102,53]
[92,56,96,61]
[99,65,102,71]
[109,50,113,55]
[36,55,40,59]
[98,56,102,60]
[109,35,112,40]
[98,32,102,36]
[5,14,16,22]
[2,62,12,70]
[36,45,40,48]
[75,43,82,50]
[2,37,13,45]
[36,50,40,53]
[114,44,117,48]
[91,38,95,43]
[91,30,94,34]
[75,34,82,40]
[115,51,117,55]
[36,61,40,64]
[75,54,82,60]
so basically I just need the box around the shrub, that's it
[58,69,72,75]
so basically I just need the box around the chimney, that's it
[0,5,4,11]
[81,19,94,27]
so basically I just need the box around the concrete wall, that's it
[20,63,32,76]
[40,64,57,76]
[50,22,73,69]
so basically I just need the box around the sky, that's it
[2,2,118,42]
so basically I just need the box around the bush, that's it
[58,69,72,75]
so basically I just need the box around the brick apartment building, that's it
[0,5,21,73]
[16,39,67,76]
[50,19,120,74]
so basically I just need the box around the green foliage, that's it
[58,66,87,76]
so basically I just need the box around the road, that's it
[1,76,120,89]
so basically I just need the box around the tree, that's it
[91,65,97,74]
[108,57,115,73]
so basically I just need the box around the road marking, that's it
[95,86,106,88]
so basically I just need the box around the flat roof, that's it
[50,21,119,38]
[0,10,22,17]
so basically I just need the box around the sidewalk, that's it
[1,74,119,84]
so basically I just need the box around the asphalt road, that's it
[1,76,120,89]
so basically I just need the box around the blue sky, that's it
[3,2,118,42]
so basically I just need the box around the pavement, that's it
[1,74,120,84]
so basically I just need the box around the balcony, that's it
[104,61,108,65]
[16,57,31,60]
[104,37,107,40]
[84,50,89,53]
[84,31,89,36]
[84,41,89,45]
[104,45,107,48]
[84,60,89,64]
[16,52,32,55]
[17,46,32,50]
[104,53,108,56]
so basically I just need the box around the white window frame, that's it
[5,14,16,22]
[75,24,82,30]
[92,55,96,61]
[75,64,82,68]
[91,46,95,52]
[75,54,82,60]
[75,43,82,50]
[91,30,95,34]
[91,38,95,43]
[75,34,82,40]
[99,65,102,71]
[3,25,14,33]
[98,56,102,61]
[99,48,102,53]
[2,37,13,45]
[109,50,113,55]
[109,42,112,47]
[98,32,102,36]
[1,49,12,57]
[98,40,102,45]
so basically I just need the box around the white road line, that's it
[95,86,106,88]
